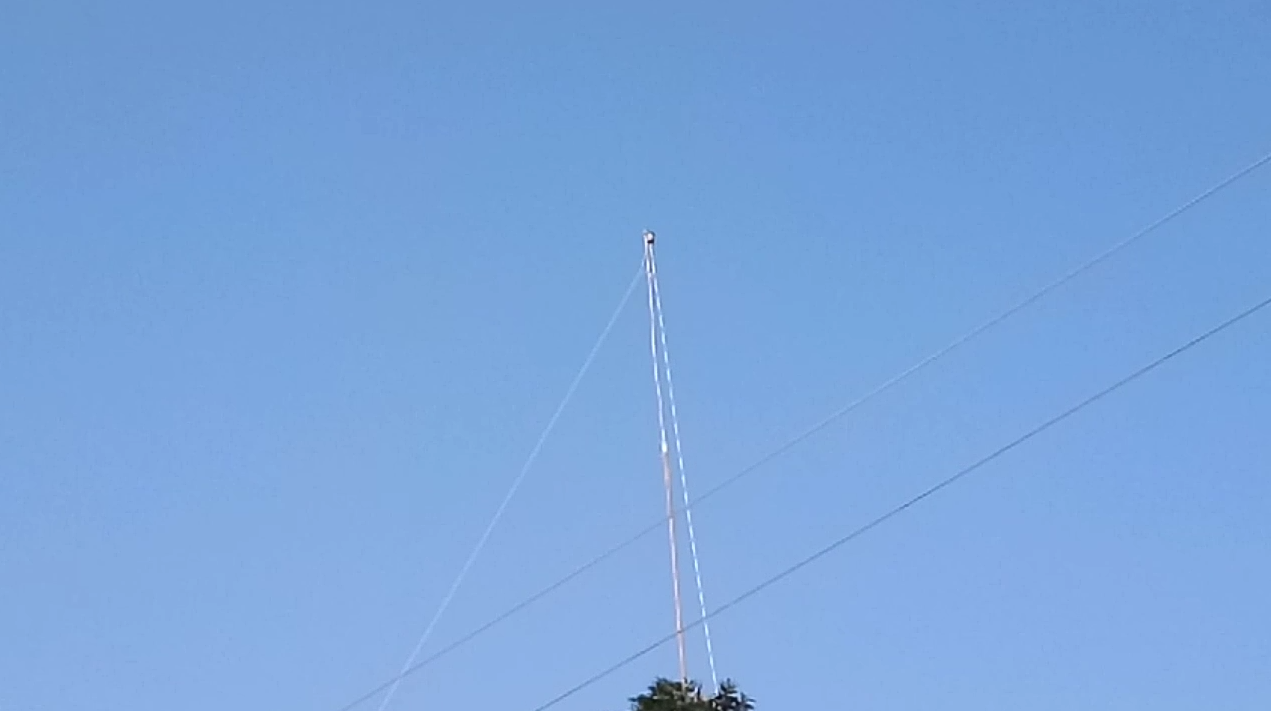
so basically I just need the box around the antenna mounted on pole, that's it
[643,228,688,683]
[643,228,721,691]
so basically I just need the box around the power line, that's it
[336,521,658,711]
[527,292,1271,711]
[369,262,645,711]
[681,146,1271,515]
[332,147,1270,711]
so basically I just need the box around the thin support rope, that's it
[372,262,645,711]
[645,238,690,683]
[649,250,720,692]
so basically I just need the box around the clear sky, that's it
[3,2,1269,710]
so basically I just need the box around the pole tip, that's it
[643,229,656,245]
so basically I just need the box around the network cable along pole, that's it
[642,230,720,692]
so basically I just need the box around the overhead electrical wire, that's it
[333,147,1271,711]
[527,291,1271,711]
[369,261,645,711]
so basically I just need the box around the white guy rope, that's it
[372,261,644,711]
[649,249,720,691]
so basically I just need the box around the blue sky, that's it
[3,1,1269,709]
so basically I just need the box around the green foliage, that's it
[628,678,754,711]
